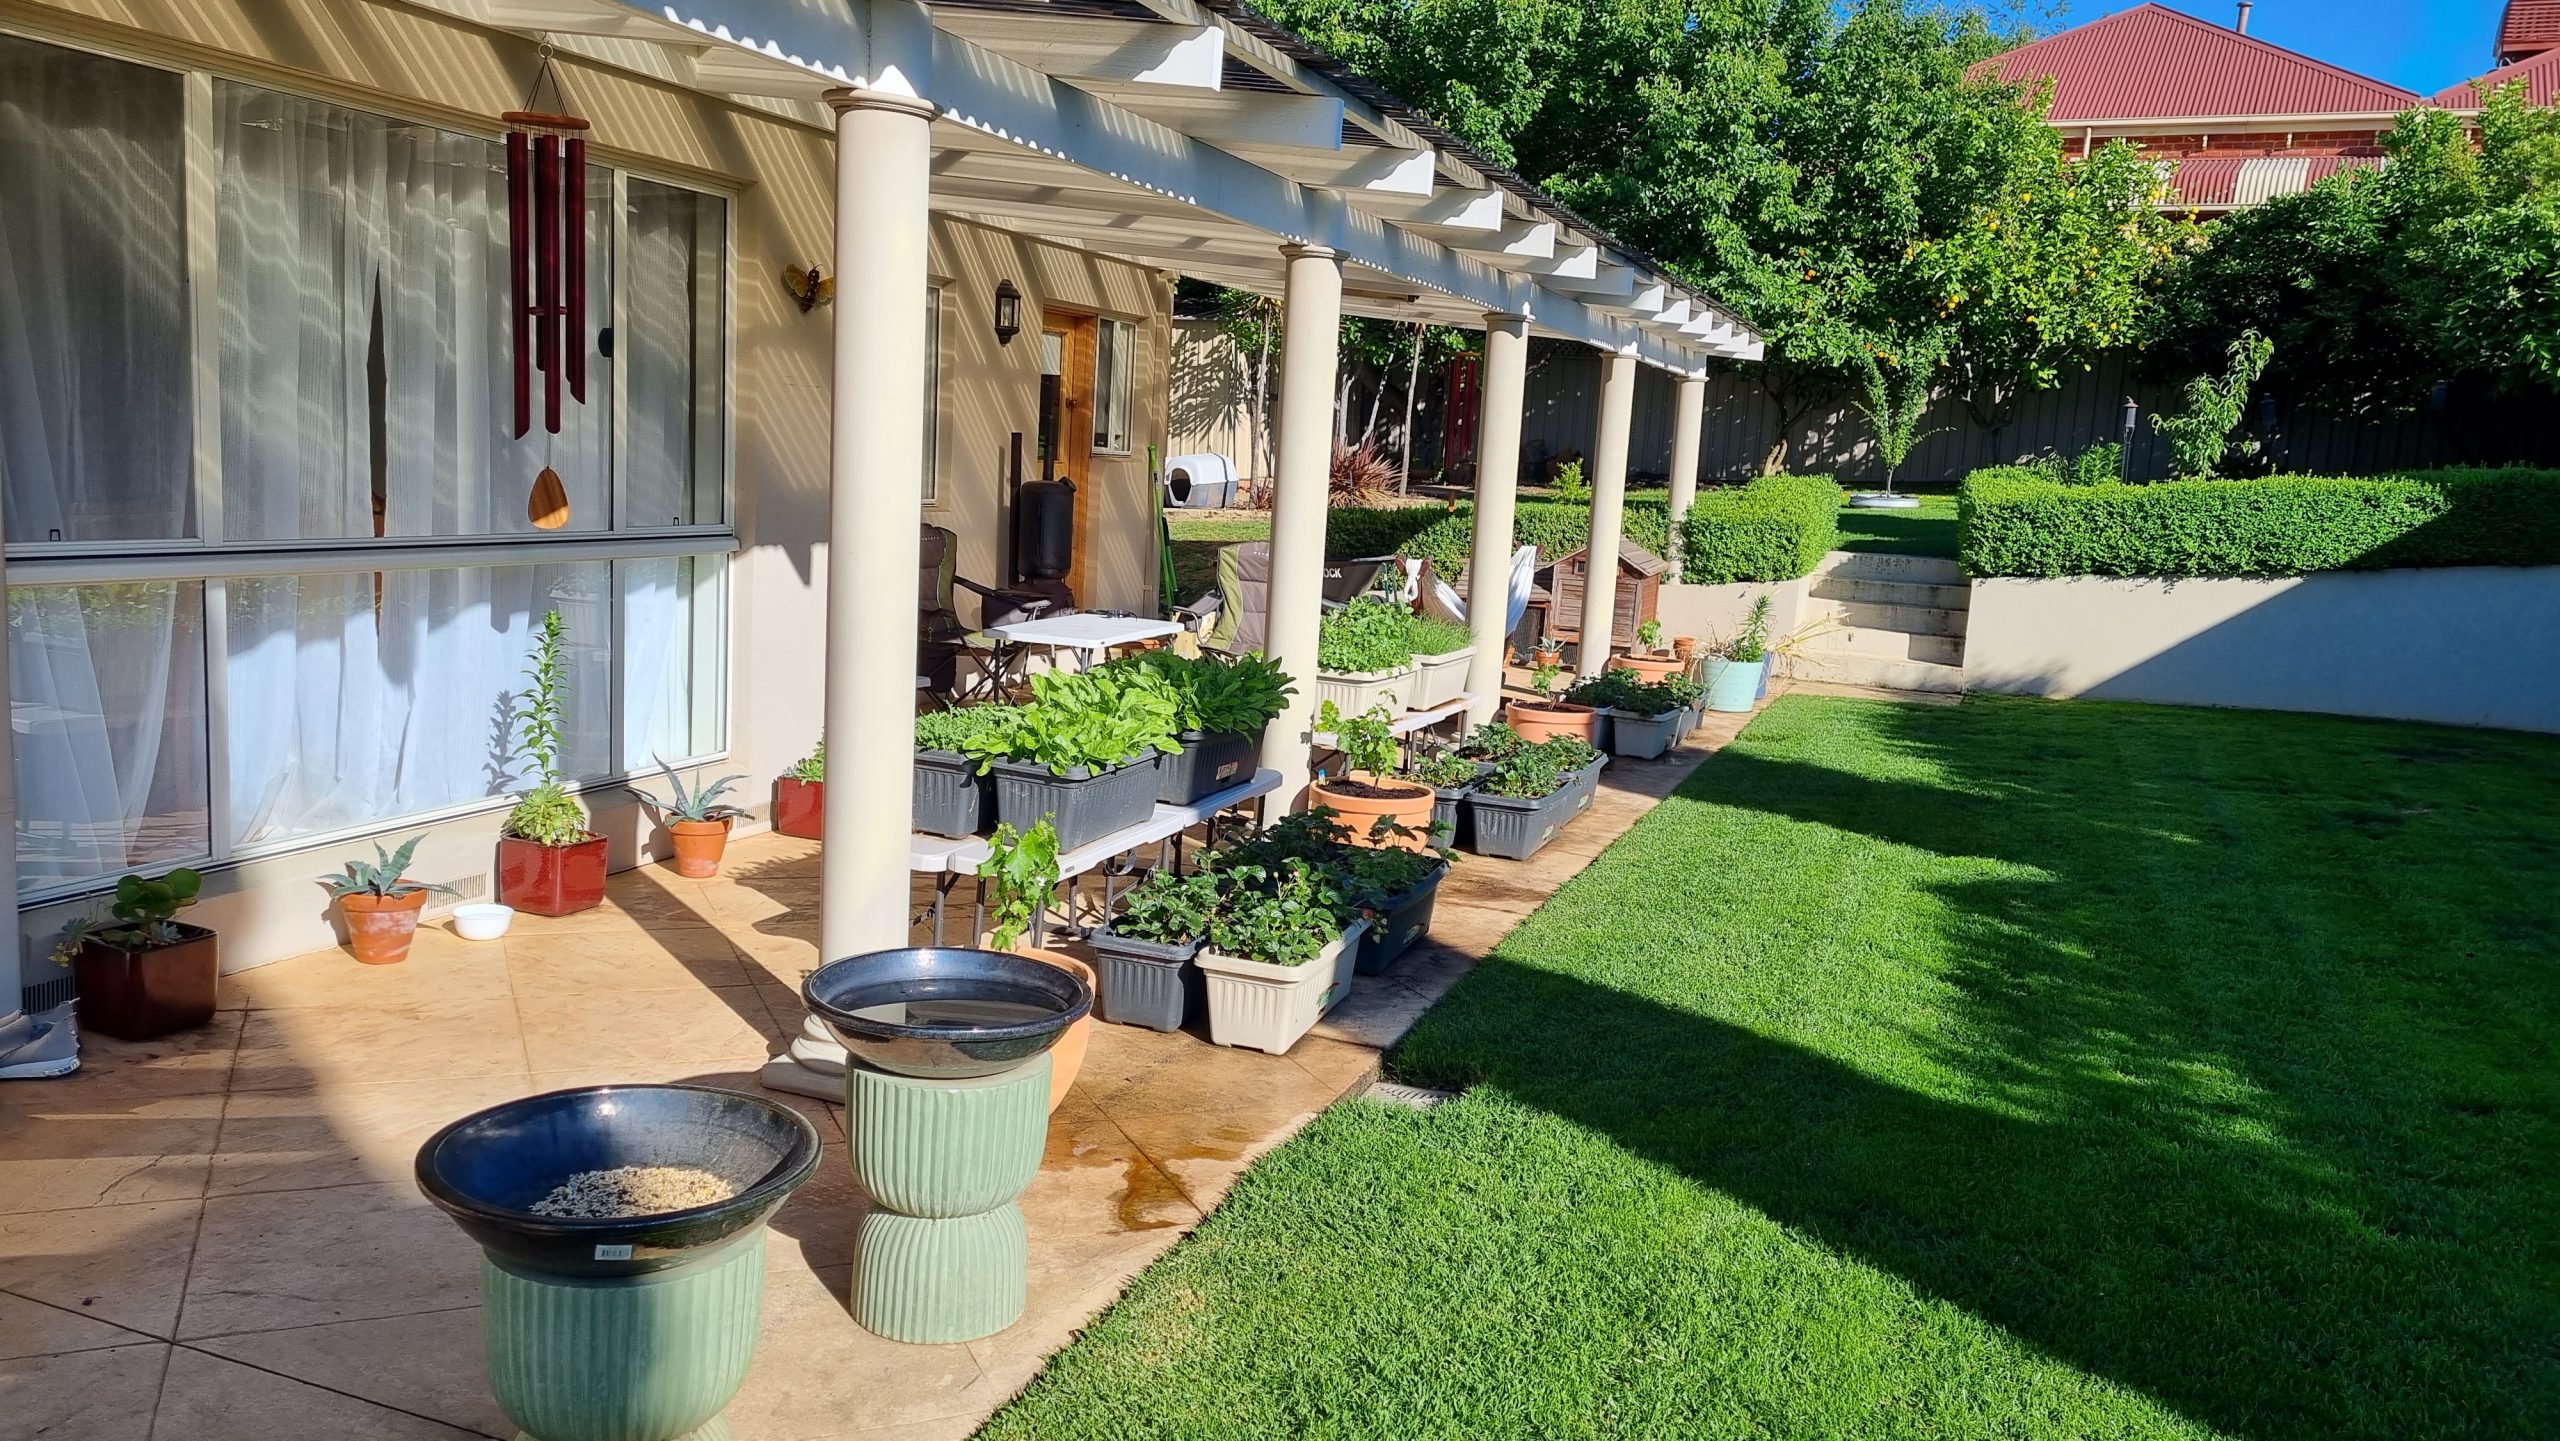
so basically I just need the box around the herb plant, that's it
[630,759,746,822]
[978,818,1061,951]
[1317,700,1401,779]
[962,667,1181,775]
[1112,652,1293,735]
[1328,840,1445,914]
[1484,736,1599,800]
[1108,868,1219,945]
[502,610,593,848]
[1407,748,1479,789]
[1458,723,1526,761]
[1531,661,1564,697]
[1398,614,1474,658]
[1637,617,1664,652]
[1723,597,1773,665]
[1317,598,1417,674]
[323,836,457,901]
[1568,669,1684,716]
[788,740,825,782]
[1204,859,1348,966]
[914,706,1022,754]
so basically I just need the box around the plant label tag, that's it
[1214,761,1241,781]
[592,1243,633,1261]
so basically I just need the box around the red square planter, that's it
[76,924,219,1042]
[497,835,608,917]
[773,777,823,839]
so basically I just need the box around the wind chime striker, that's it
[505,53,588,529]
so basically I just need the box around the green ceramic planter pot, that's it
[846,1054,1053,1343]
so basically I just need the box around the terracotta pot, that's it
[340,890,429,966]
[497,834,606,917]
[75,924,218,1041]
[1617,652,1690,685]
[1012,948,1093,1113]
[1671,636,1701,660]
[1506,699,1600,746]
[773,777,823,840]
[667,817,733,878]
[1531,647,1564,669]
[1309,773,1437,851]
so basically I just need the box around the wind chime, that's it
[504,53,587,530]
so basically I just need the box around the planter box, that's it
[74,923,217,1042]
[1314,664,1410,719]
[498,834,607,917]
[913,749,991,838]
[1353,864,1447,976]
[991,755,1160,850]
[1704,657,1761,713]
[1406,647,1472,710]
[1157,729,1260,806]
[1567,754,1610,810]
[1608,707,1682,760]
[1429,780,1478,851]
[1466,783,1579,861]
[774,776,823,839]
[1087,923,1206,1032]
[1198,920,1366,1055]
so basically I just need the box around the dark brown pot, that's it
[339,890,428,966]
[497,834,607,917]
[773,777,823,839]
[668,817,733,878]
[75,924,218,1042]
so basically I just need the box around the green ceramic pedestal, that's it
[483,1230,764,1441]
[846,1054,1051,1343]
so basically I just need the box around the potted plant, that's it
[1313,598,1415,717]
[60,867,215,1041]
[1617,618,1689,685]
[1569,670,1688,760]
[775,740,823,840]
[494,611,608,917]
[1506,661,1599,746]
[1118,652,1292,805]
[1311,701,1435,850]
[1397,613,1475,710]
[631,760,747,878]
[325,836,456,966]
[1194,856,1366,1054]
[913,707,1019,837]
[1086,867,1218,1032]
[1672,633,1702,662]
[964,667,1178,849]
[1466,738,1605,861]
[976,818,1089,1111]
[1529,635,1565,670]
[1408,746,1482,852]
[1333,837,1451,977]
[1705,597,1772,714]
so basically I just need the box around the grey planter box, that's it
[1466,782,1581,860]
[1608,707,1682,760]
[1353,863,1447,975]
[1157,729,1260,806]
[1567,754,1609,809]
[1430,782,1475,851]
[1088,923,1205,1032]
[913,749,989,838]
[991,755,1160,850]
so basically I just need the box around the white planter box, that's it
[1197,921,1369,1055]
[1315,665,1410,719]
[1406,647,1472,710]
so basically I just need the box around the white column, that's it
[767,83,936,1101]
[1665,371,1706,577]
[1258,244,1343,819]
[1576,348,1639,675]
[1463,312,1530,725]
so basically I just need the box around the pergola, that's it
[416,0,1763,1094]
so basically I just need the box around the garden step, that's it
[1797,627,1966,665]
[1812,551,1965,586]
[1806,575,1973,611]
[1782,648,1968,694]
[1803,597,1970,639]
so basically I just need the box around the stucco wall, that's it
[1967,569,2560,734]
[6,0,1174,974]
[1654,578,1811,657]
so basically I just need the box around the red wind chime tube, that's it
[565,138,587,405]
[506,131,531,439]
[534,134,562,435]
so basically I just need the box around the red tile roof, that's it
[2499,1,2560,63]
[2162,152,2381,208]
[2437,46,2560,108]
[1983,3,2418,123]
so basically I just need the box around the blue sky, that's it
[2048,1,2511,97]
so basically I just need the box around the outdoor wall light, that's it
[993,279,1022,346]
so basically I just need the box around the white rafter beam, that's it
[931,15,1225,91]
[1228,141,1436,197]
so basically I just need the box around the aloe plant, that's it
[322,836,457,900]
[630,758,746,822]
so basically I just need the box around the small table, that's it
[984,613,1184,670]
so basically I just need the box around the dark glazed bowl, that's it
[803,947,1092,1080]
[415,1084,821,1277]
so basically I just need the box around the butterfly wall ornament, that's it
[783,265,835,314]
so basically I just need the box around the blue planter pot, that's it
[1756,653,1775,702]
[1703,657,1761,713]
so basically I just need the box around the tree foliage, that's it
[2150,329,2274,479]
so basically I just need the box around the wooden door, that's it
[1040,310,1097,601]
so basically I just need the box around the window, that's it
[1093,316,1135,454]
[922,288,942,502]
[2,35,734,900]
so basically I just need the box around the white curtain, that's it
[624,180,720,528]
[617,555,725,770]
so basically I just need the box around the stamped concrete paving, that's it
[0,698,1762,1440]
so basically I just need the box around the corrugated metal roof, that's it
[2443,44,2560,106]
[2163,152,2380,208]
[1983,3,2417,122]
[2499,0,2560,63]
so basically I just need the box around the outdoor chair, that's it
[921,523,1052,697]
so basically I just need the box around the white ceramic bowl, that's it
[452,903,515,942]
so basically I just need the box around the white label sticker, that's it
[592,1243,633,1261]
[1214,760,1241,781]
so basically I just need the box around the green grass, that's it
[1835,492,1960,558]
[1166,513,1270,602]
[981,695,2560,1440]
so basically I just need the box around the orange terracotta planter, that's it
[1013,947,1093,1113]
[1309,774,1437,851]
[667,817,733,878]
[1506,699,1599,746]
[340,890,429,966]
[1615,652,1690,685]
[1671,636,1701,661]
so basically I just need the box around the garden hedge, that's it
[1326,500,1673,576]
[1676,474,1843,584]
[1328,476,1840,586]
[1959,466,2560,578]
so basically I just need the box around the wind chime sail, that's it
[504,56,587,529]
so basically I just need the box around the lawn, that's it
[981,695,2560,1440]
[1166,512,1270,603]
[1835,491,1960,557]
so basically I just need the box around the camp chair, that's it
[921,524,1051,697]
[1173,543,1402,655]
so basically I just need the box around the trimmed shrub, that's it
[1326,500,1673,575]
[1959,466,2560,578]
[1676,474,1844,584]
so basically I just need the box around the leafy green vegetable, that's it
[914,706,1023,753]
[1205,859,1349,966]
[1110,651,1294,735]
[1318,598,1417,674]
[978,819,1061,952]
[963,667,1181,775]
[1408,748,1479,789]
[1108,868,1220,946]
[1317,700,1400,779]
[1458,722,1526,761]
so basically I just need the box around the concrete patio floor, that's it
[0,698,1764,1440]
